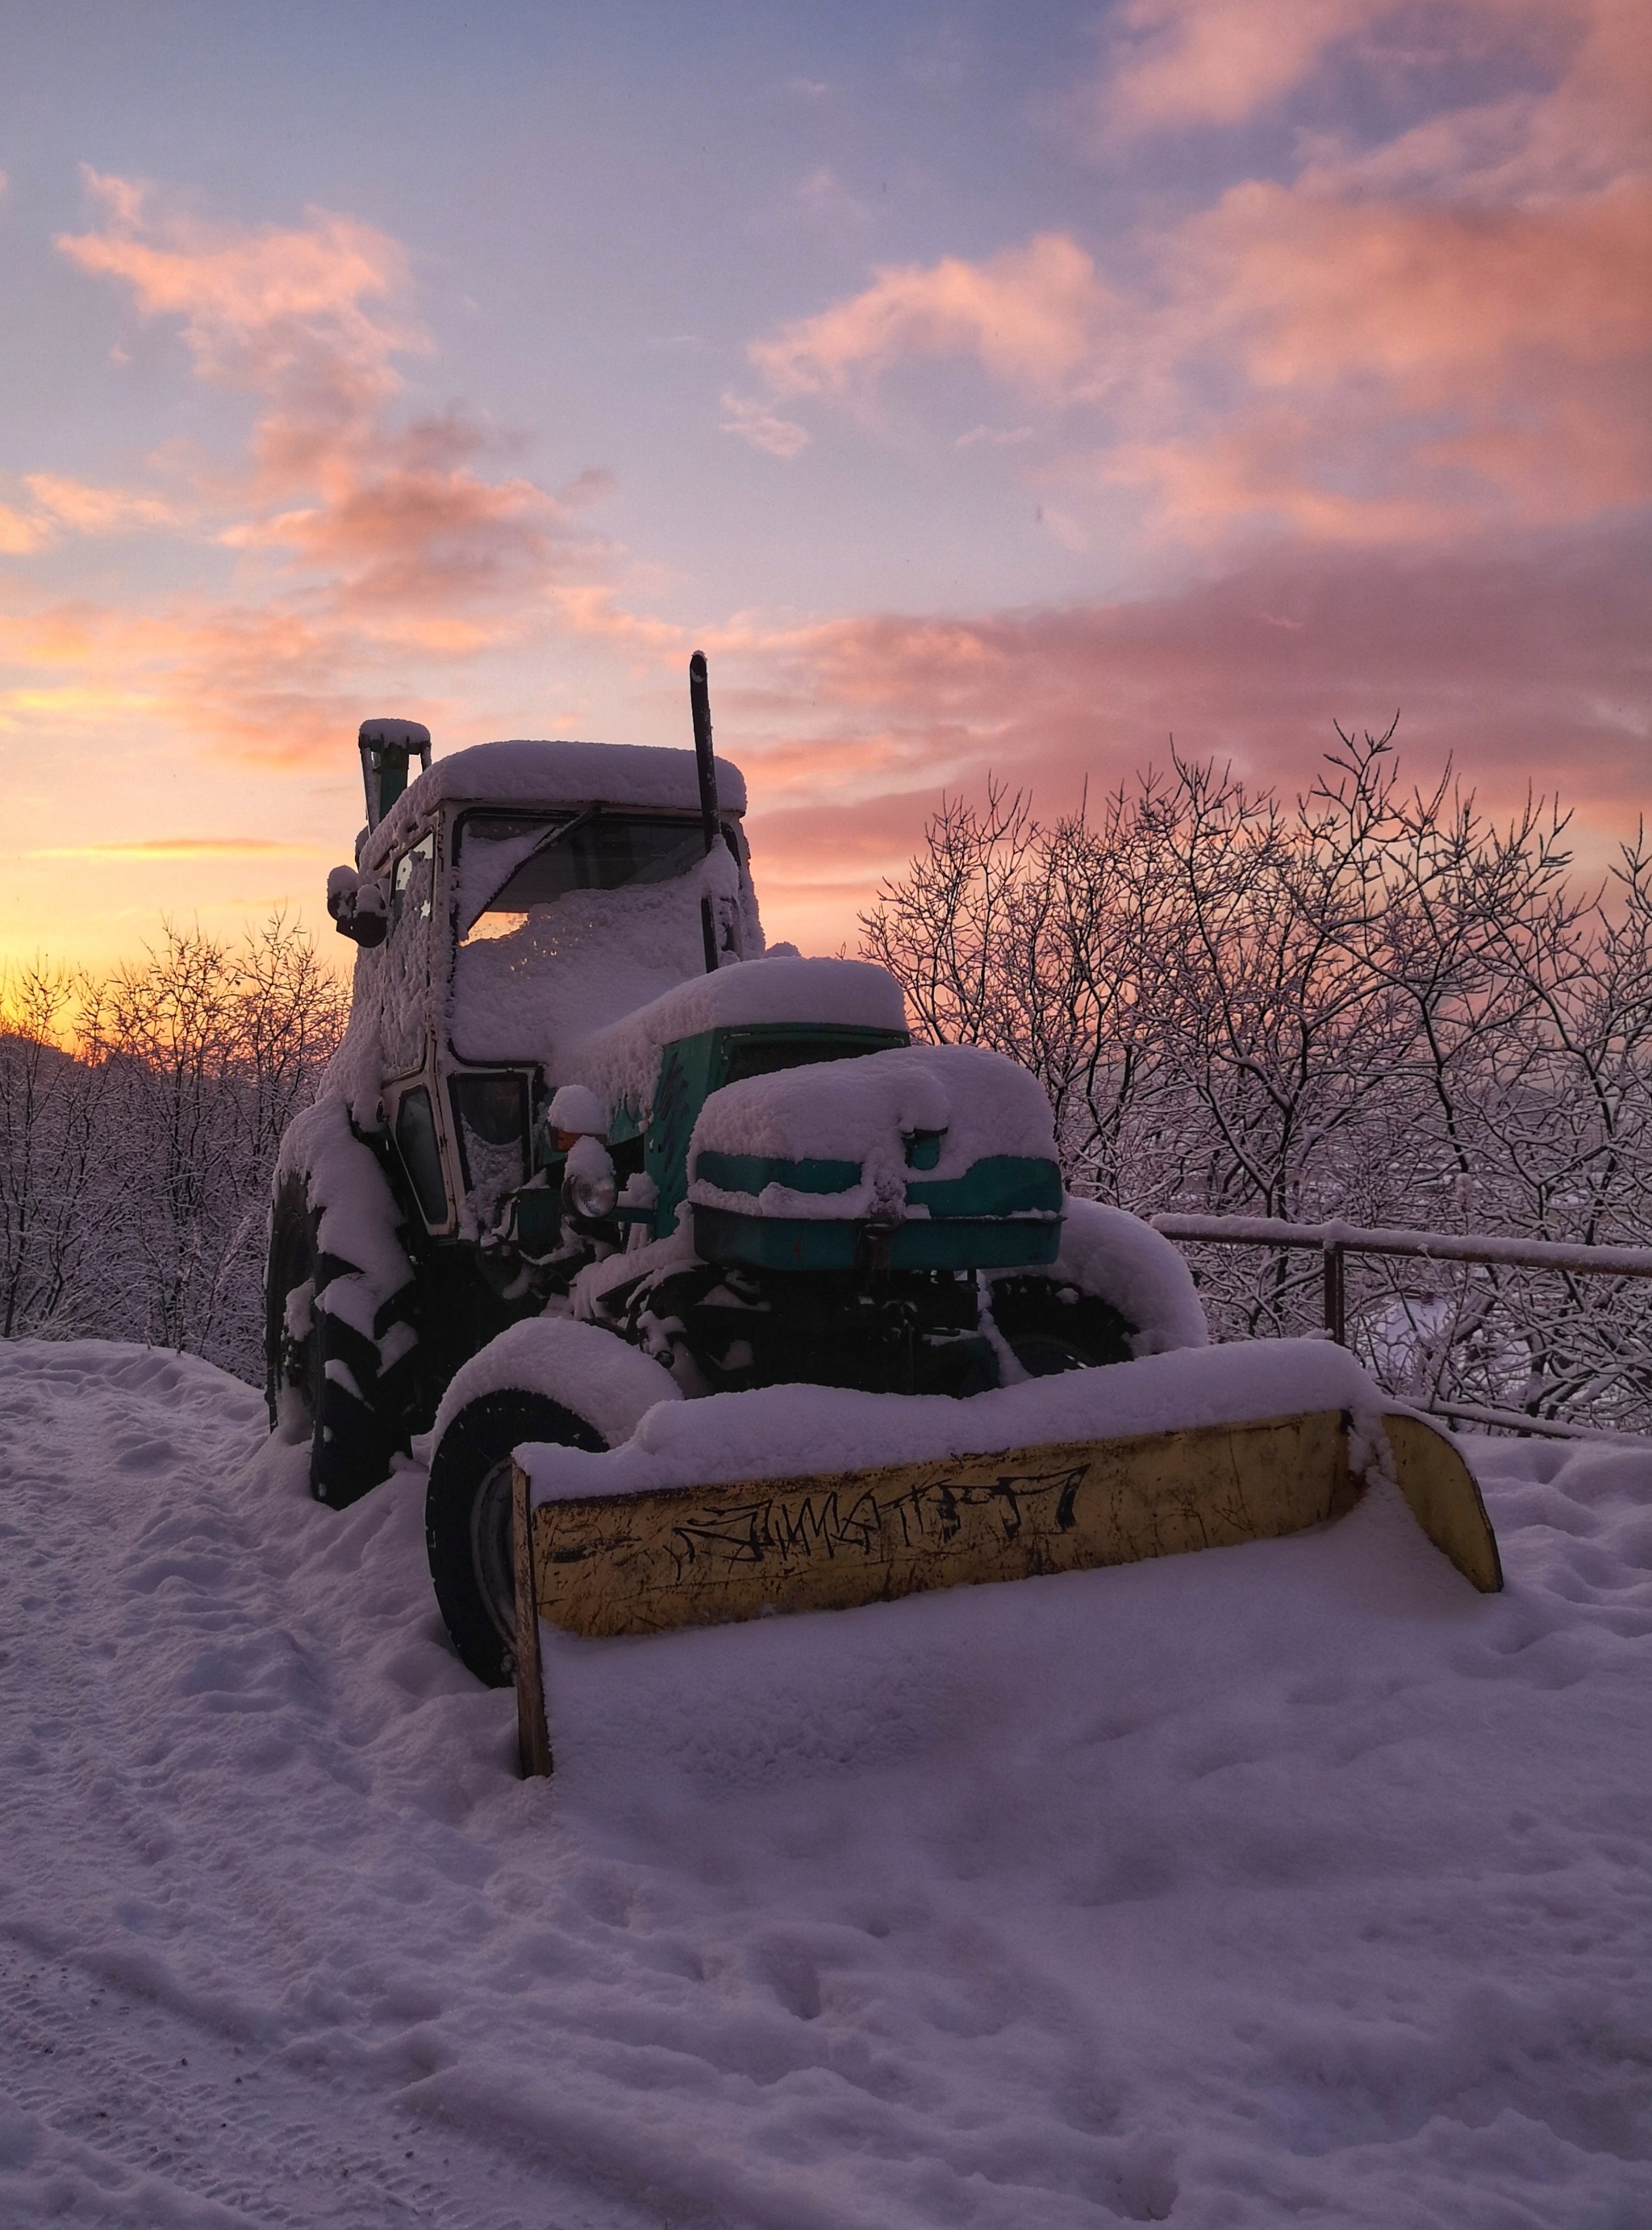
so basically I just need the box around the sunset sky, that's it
[1,0,1646,973]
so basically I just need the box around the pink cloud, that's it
[0,503,47,556]
[23,474,181,535]
[720,393,811,458]
[1094,1,1609,140]
[12,174,642,766]
[731,526,1652,951]
[57,168,416,407]
[0,470,180,556]
[1104,174,1652,535]
[54,175,616,619]
[1190,182,1650,396]
[1096,421,1469,544]
[736,49,1650,545]
[1101,0,1381,129]
[750,233,1115,404]
[729,1,1650,543]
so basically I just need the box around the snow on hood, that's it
[686,1041,1056,1221]
[562,955,910,1116]
[361,739,747,871]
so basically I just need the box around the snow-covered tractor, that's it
[269,669,1503,1711]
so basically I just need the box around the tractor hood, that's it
[688,1042,1064,1273]
[561,955,910,1116]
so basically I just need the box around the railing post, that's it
[1323,1240,1346,1346]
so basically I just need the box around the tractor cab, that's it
[325,725,760,1256]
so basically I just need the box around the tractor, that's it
[268,666,1498,1710]
[266,670,1206,1685]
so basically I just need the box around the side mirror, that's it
[327,864,389,948]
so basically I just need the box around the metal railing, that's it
[1150,1212,1652,1440]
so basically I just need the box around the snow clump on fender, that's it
[432,1315,684,1451]
[1048,1196,1208,1357]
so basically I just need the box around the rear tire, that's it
[265,1171,412,1510]
[265,1173,319,1434]
[424,1389,604,1688]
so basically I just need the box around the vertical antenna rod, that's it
[689,650,720,973]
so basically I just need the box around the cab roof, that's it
[361,739,747,871]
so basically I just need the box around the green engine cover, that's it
[690,1151,1063,1272]
[628,1022,1062,1273]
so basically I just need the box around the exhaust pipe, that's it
[358,718,432,830]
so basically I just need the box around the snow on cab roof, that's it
[363,739,747,867]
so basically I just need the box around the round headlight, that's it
[566,1165,618,1220]
[562,1135,618,1221]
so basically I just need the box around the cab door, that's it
[379,830,459,1234]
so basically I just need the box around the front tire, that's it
[424,1389,605,1688]
[423,1318,684,1686]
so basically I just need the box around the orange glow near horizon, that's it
[2,1,1646,980]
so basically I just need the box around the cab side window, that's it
[390,834,434,929]
[382,833,436,1074]
[394,1085,448,1226]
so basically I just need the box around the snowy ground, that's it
[3,1340,1652,2228]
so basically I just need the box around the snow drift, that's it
[3,1337,1652,2227]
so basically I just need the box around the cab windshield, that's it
[457,810,710,946]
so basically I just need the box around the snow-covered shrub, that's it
[863,725,1652,1432]
[0,963,111,1340]
[0,915,346,1381]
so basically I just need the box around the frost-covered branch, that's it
[863,729,1652,1425]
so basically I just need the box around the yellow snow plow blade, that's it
[511,1409,1500,1777]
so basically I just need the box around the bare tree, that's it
[863,729,1652,1426]
[0,964,110,1338]
[70,914,348,1378]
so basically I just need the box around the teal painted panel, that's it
[693,1204,1063,1273]
[644,1023,909,1242]
[906,1156,1063,1218]
[692,1205,860,1270]
[644,1030,722,1238]
[607,1103,643,1146]
[694,1149,862,1198]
